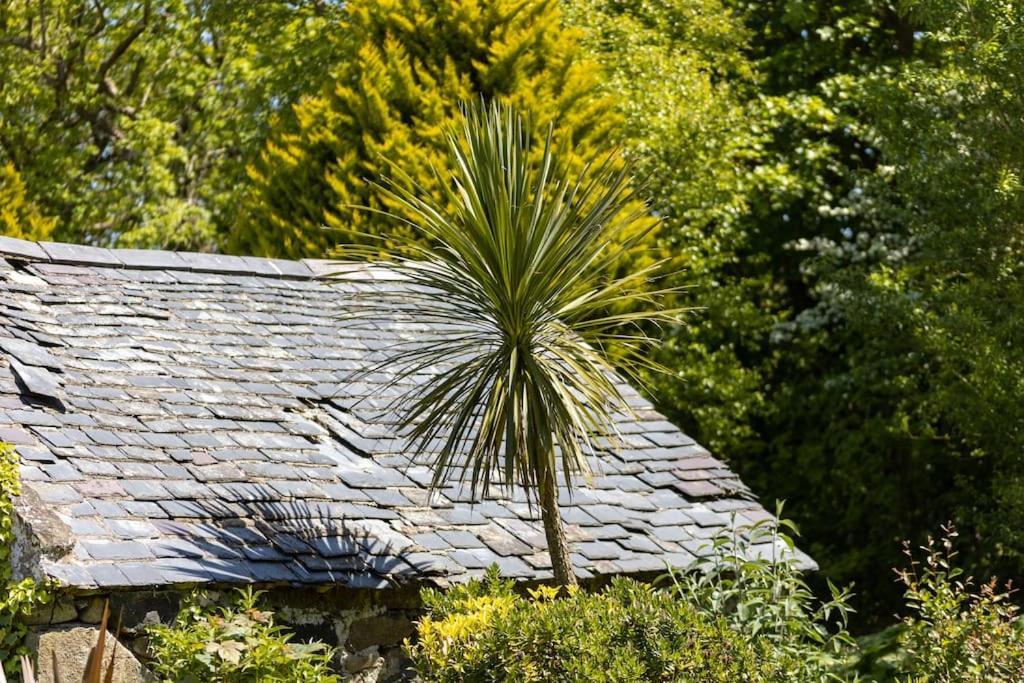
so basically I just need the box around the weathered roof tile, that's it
[0,237,810,591]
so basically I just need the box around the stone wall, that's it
[25,585,422,682]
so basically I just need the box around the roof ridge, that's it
[0,235,399,280]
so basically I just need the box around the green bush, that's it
[892,528,1024,682]
[667,504,854,680]
[146,588,339,683]
[406,567,806,682]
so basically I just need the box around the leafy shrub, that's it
[146,588,339,683]
[667,504,855,680]
[892,527,1024,682]
[0,444,52,674]
[406,567,805,682]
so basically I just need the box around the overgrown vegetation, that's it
[408,570,806,682]
[0,444,51,676]
[410,520,1024,682]
[667,506,854,676]
[146,588,339,683]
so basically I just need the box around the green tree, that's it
[716,0,1024,622]
[354,102,676,586]
[0,0,343,249]
[0,164,56,241]
[563,0,778,460]
[232,0,619,260]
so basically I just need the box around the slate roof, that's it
[0,236,810,592]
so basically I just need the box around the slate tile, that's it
[87,564,132,588]
[62,517,108,536]
[576,541,623,560]
[18,466,48,481]
[75,480,125,497]
[492,555,533,577]
[308,535,361,558]
[617,535,662,554]
[107,519,159,539]
[114,249,188,270]
[158,500,207,518]
[121,480,170,500]
[142,432,188,448]
[116,563,165,587]
[436,530,483,550]
[318,483,370,502]
[475,527,532,557]
[0,236,47,260]
[0,337,62,370]
[15,445,56,463]
[8,410,62,430]
[650,525,693,543]
[0,425,36,445]
[269,480,326,498]
[270,534,312,555]
[122,501,168,518]
[31,483,83,504]
[39,241,121,265]
[241,545,289,562]
[162,480,211,499]
[411,533,448,552]
[76,459,119,476]
[154,558,215,584]
[35,429,78,448]
[580,505,632,525]
[649,509,693,527]
[438,508,488,525]
[80,540,153,561]
[191,463,244,482]
[494,518,547,548]
[683,506,727,527]
[362,488,411,507]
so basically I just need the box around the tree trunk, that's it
[538,463,577,587]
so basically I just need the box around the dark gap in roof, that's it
[5,258,35,275]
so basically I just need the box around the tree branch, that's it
[97,0,150,81]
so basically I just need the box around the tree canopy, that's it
[0,0,344,249]
[231,0,620,259]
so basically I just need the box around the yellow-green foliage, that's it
[147,588,339,683]
[232,0,621,259]
[0,165,56,241]
[406,569,804,682]
[0,443,52,674]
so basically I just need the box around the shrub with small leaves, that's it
[146,588,339,683]
[892,526,1024,682]
[406,566,804,682]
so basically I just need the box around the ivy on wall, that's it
[0,443,53,673]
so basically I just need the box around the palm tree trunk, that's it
[538,463,577,587]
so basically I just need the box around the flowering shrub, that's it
[146,588,339,683]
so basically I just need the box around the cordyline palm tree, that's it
[348,101,680,586]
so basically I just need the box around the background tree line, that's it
[1,0,1021,629]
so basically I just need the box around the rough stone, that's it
[346,615,416,651]
[27,626,157,683]
[24,598,77,626]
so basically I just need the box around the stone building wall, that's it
[25,585,422,682]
